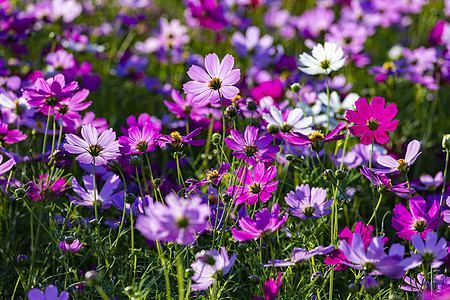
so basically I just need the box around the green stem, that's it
[41,107,52,161]
[176,245,184,300]
[325,73,330,134]
[367,193,383,225]
[437,151,449,238]
[406,173,412,198]
[220,94,226,164]
[157,241,172,300]
[93,159,98,221]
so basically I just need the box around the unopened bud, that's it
[334,170,347,180]
[323,169,333,181]
[291,83,301,93]
[85,270,99,285]
[249,274,260,284]
[311,271,324,286]
[212,133,221,145]
[267,124,279,134]
[247,100,257,111]
[153,178,162,187]
[225,106,238,118]
[129,156,141,167]
[443,134,450,151]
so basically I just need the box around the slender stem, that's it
[406,173,412,198]
[130,207,136,282]
[296,93,308,117]
[135,166,144,198]
[112,169,128,249]
[93,159,98,221]
[437,151,449,238]
[176,245,184,300]
[51,112,56,158]
[156,241,172,300]
[219,94,226,163]
[328,269,334,300]
[56,117,64,152]
[325,73,330,134]
[367,193,383,225]
[145,153,156,201]
[41,107,52,161]
[11,275,20,300]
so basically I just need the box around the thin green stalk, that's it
[176,245,184,300]
[112,169,128,249]
[405,173,412,198]
[325,73,330,134]
[296,93,308,117]
[130,206,136,282]
[156,241,172,300]
[135,166,144,198]
[367,193,383,225]
[145,153,156,201]
[41,107,52,161]
[436,150,449,238]
[93,159,98,221]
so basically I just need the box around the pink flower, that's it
[183,53,240,105]
[59,238,83,253]
[345,97,398,145]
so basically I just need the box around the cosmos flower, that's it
[119,122,160,155]
[225,126,280,165]
[360,166,412,195]
[59,238,83,253]
[402,232,448,270]
[163,89,208,121]
[345,97,398,145]
[158,128,205,148]
[285,184,332,220]
[262,106,313,135]
[190,247,236,291]
[377,140,421,174]
[0,121,27,145]
[136,193,210,245]
[0,155,15,176]
[69,174,124,209]
[186,162,230,192]
[27,174,67,202]
[64,124,120,165]
[27,285,69,300]
[298,42,347,75]
[54,89,91,123]
[264,246,334,267]
[226,162,278,206]
[251,272,282,300]
[183,53,240,105]
[401,273,450,293]
[232,203,288,241]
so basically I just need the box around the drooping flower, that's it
[339,232,406,278]
[402,232,448,270]
[190,247,236,291]
[232,203,288,241]
[377,140,422,174]
[226,162,278,206]
[27,285,69,300]
[158,128,205,149]
[64,124,120,165]
[69,174,124,209]
[136,193,210,245]
[345,97,398,145]
[285,184,332,220]
[391,196,439,240]
[251,272,282,300]
[264,246,334,267]
[119,122,160,155]
[262,106,313,135]
[183,53,240,105]
[298,42,347,75]
[186,162,230,192]
[59,238,83,253]
[284,121,346,152]
[225,126,280,165]
[360,165,412,196]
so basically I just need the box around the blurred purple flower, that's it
[27,285,69,300]
[285,184,332,220]
[264,245,334,267]
[402,232,448,270]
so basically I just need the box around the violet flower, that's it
[264,245,334,267]
[163,89,208,121]
[190,247,236,291]
[285,184,332,220]
[377,140,421,174]
[158,128,205,148]
[136,193,210,245]
[27,174,67,202]
[0,121,26,145]
[401,273,450,293]
[226,162,278,206]
[232,203,288,241]
[392,196,439,240]
[360,165,412,195]
[262,106,313,135]
[59,238,83,253]
[28,285,69,300]
[186,162,230,192]
[54,89,91,124]
[225,125,279,165]
[402,232,448,270]
[64,124,120,165]
[112,195,153,216]
[183,53,240,105]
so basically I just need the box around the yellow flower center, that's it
[170,131,182,142]
[320,59,331,70]
[309,131,324,141]
[208,78,222,90]
[206,170,219,183]
[382,62,396,71]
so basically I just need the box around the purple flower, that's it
[64,124,120,165]
[158,128,205,148]
[69,174,124,209]
[376,140,421,174]
[360,166,412,195]
[136,193,210,245]
[186,162,230,192]
[59,238,83,253]
[27,285,69,300]
[0,121,27,144]
[392,196,439,240]
[185,0,227,31]
[27,175,67,202]
[362,275,379,294]
[232,203,288,241]
[263,245,334,267]
[112,195,153,216]
[251,272,282,300]
[402,232,448,270]
[285,121,347,152]
[119,122,160,155]
[226,162,278,206]
[225,126,279,165]
[417,172,444,192]
[339,232,406,279]
[183,53,240,105]
[231,26,274,67]
[163,89,208,121]
[0,155,15,176]
[401,273,450,293]
[46,49,76,71]
[54,89,91,124]
[190,247,236,291]
[285,184,332,220]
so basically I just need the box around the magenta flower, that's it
[360,166,412,195]
[0,121,26,145]
[69,174,124,209]
[402,232,448,270]
[264,245,334,267]
[190,247,236,291]
[377,140,422,174]
[119,122,160,155]
[392,196,439,240]
[27,174,67,202]
[54,89,91,123]
[164,89,208,121]
[136,193,210,245]
[158,128,205,148]
[183,53,240,105]
[226,162,278,206]
[345,97,398,145]
[28,285,69,300]
[339,232,406,278]
[232,203,288,241]
[64,124,120,165]
[59,238,83,253]
[0,155,15,176]
[284,121,346,152]
[225,126,279,165]
[285,184,332,220]
[251,272,282,300]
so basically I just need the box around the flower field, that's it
[1,0,450,299]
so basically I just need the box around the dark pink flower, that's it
[345,97,398,145]
[119,122,160,155]
[164,89,208,121]
[27,174,67,202]
[0,121,26,145]
[59,238,83,253]
[251,272,282,300]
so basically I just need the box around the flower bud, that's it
[311,271,324,286]
[348,283,360,294]
[334,170,348,180]
[64,236,75,244]
[225,106,238,118]
[125,193,137,204]
[238,243,248,253]
[16,254,28,267]
[129,156,141,167]
[291,83,301,93]
[89,218,99,227]
[247,100,258,111]
[153,178,162,187]
[323,169,333,181]
[249,274,260,284]
[267,124,279,134]
[85,270,99,285]
[108,159,122,172]
[443,134,450,151]
[363,275,379,296]
[14,187,27,199]
[221,193,231,202]
[212,133,222,145]
[185,268,195,278]
[285,154,294,161]
[73,283,85,295]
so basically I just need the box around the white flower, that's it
[263,106,313,134]
[317,91,359,117]
[298,42,347,75]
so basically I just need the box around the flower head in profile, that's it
[225,126,280,165]
[360,166,411,195]
[392,196,439,241]
[190,247,236,291]
[183,53,240,105]
[186,162,230,192]
[158,128,205,149]
[27,174,67,202]
[28,285,69,300]
[64,124,120,165]
[264,245,334,267]
[262,107,313,135]
[136,193,210,245]
[232,203,288,241]
[227,162,278,206]
[345,97,398,145]
[377,140,421,174]
[298,42,347,75]
[285,184,333,220]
